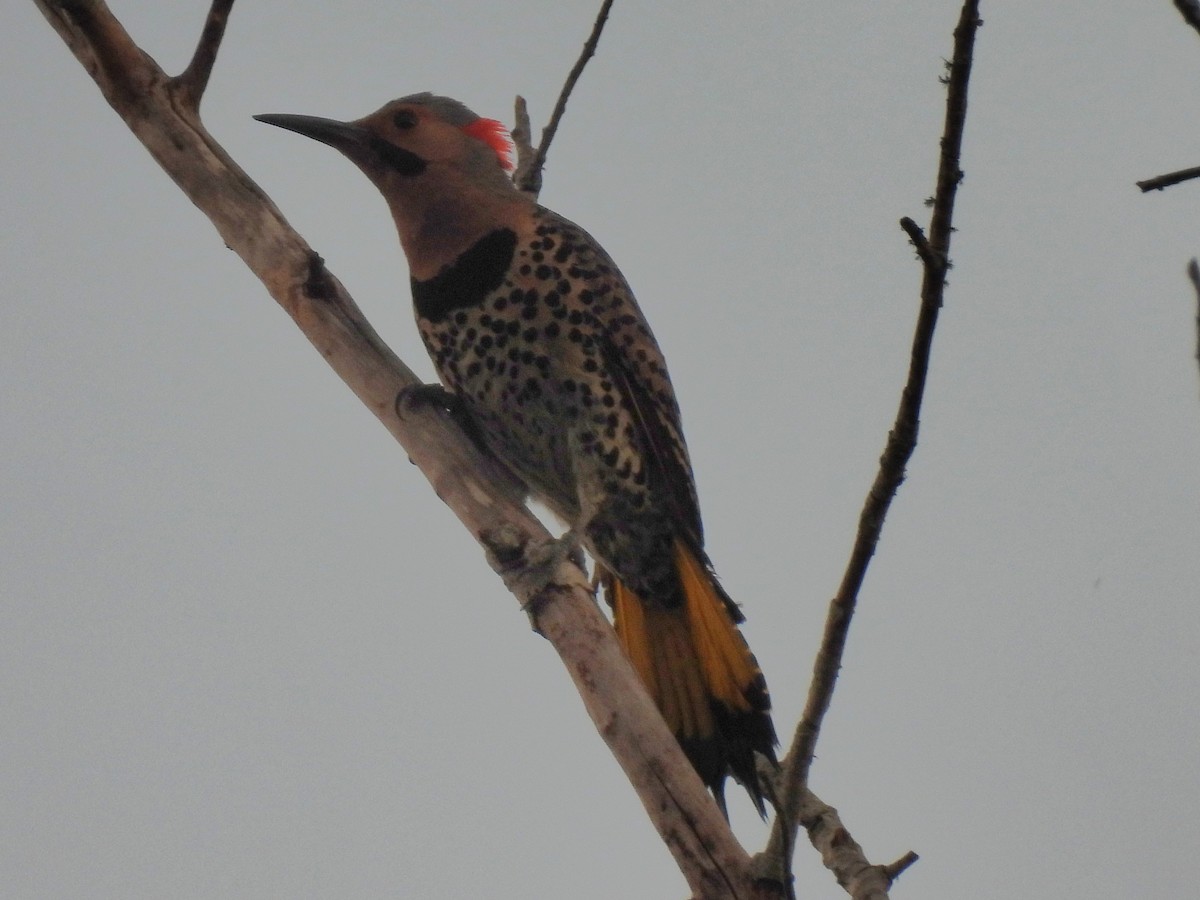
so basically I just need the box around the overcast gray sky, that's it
[5,2,1200,898]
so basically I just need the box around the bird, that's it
[256,93,777,813]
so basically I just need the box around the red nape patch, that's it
[462,118,515,171]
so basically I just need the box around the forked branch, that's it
[512,0,614,195]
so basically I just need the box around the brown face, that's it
[354,100,513,173]
[257,100,503,185]
[348,101,459,170]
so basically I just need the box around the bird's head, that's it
[256,93,523,274]
[256,92,514,188]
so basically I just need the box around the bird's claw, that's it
[515,530,590,617]
[522,530,585,585]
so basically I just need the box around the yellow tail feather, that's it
[609,541,760,739]
[613,578,713,739]
[675,541,757,714]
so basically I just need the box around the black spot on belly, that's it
[411,229,518,323]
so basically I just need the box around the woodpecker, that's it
[256,94,777,812]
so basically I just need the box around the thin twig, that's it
[759,0,982,889]
[1138,0,1200,191]
[1136,164,1200,193]
[1175,0,1200,35]
[173,0,234,112]
[797,0,978,798]
[1188,260,1200,399]
[513,0,614,195]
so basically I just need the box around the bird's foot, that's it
[515,530,591,628]
[520,529,585,591]
[555,528,588,573]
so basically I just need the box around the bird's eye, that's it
[393,109,418,130]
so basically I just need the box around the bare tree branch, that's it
[1175,0,1200,36]
[513,0,614,195]
[31,1,776,896]
[1148,9,1200,398]
[1136,164,1200,193]
[755,1,982,893]
[1134,3,1200,189]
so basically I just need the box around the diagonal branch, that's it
[31,1,772,897]
[756,1,982,894]
[513,0,614,195]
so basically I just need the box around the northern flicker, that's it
[256,93,777,812]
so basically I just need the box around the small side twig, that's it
[900,216,939,270]
[1136,164,1200,193]
[882,851,920,884]
[511,95,536,192]
[795,789,917,899]
[173,0,235,112]
[513,0,614,196]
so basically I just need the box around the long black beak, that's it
[254,113,427,177]
[253,113,367,153]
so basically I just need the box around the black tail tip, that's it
[681,707,779,818]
